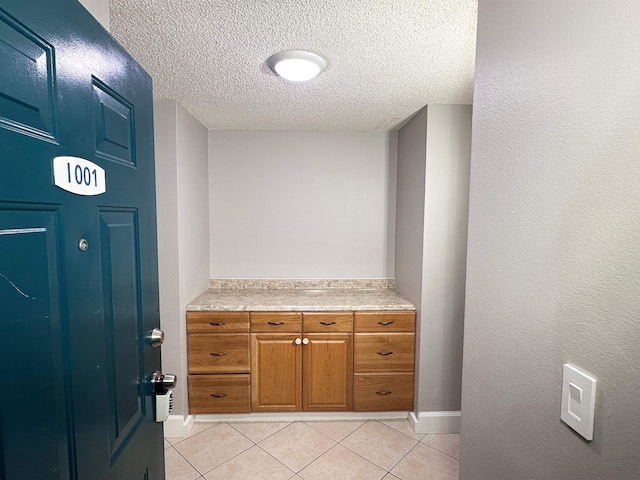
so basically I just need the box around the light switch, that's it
[568,382,583,421]
[561,364,596,441]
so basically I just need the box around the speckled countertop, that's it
[186,279,415,312]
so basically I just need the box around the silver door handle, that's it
[149,328,165,348]
[152,371,177,394]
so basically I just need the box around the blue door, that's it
[0,0,164,478]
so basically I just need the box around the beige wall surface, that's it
[461,1,640,478]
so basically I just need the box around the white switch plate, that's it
[561,364,596,440]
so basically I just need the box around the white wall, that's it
[209,131,397,279]
[77,0,109,31]
[154,102,210,417]
[461,1,640,478]
[396,105,471,431]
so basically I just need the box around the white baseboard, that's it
[194,411,408,424]
[163,414,195,438]
[164,411,459,436]
[409,411,461,434]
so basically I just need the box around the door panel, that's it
[99,209,145,459]
[0,0,163,478]
[92,78,136,167]
[0,206,70,480]
[0,9,57,141]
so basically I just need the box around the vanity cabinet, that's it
[353,311,415,411]
[186,308,415,414]
[250,312,353,412]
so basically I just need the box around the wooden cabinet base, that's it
[188,374,251,413]
[354,373,414,411]
[187,310,415,414]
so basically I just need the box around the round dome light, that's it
[268,50,326,82]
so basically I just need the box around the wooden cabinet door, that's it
[251,334,302,411]
[303,334,353,411]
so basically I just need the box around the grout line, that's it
[420,434,461,461]
[301,419,363,443]
[227,419,293,444]
[234,421,335,475]
[254,443,301,476]
[166,421,218,446]
[166,444,203,479]
[334,441,392,479]
[197,422,259,477]
[335,420,399,474]
[378,418,426,441]
[387,440,421,474]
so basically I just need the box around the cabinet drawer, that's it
[251,312,302,333]
[303,312,353,333]
[354,333,415,372]
[188,374,250,413]
[354,312,415,333]
[186,312,249,333]
[354,373,414,411]
[187,334,249,373]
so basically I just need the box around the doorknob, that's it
[148,328,164,348]
[151,371,177,394]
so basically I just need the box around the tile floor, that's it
[165,419,459,480]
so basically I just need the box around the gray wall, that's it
[208,131,397,279]
[422,105,470,411]
[154,102,210,416]
[396,105,471,423]
[395,109,428,411]
[461,1,640,478]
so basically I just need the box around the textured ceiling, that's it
[110,0,477,131]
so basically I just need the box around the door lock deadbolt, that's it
[149,328,165,348]
[78,239,88,251]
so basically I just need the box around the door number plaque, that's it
[53,156,106,196]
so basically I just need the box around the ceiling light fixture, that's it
[268,50,326,82]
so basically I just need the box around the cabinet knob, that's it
[268,321,285,326]
[377,351,393,356]
[375,390,393,396]
[319,321,336,326]
[377,321,394,326]
[210,352,227,356]
[302,338,309,345]
[210,393,227,398]
[295,338,302,345]
[209,322,227,326]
